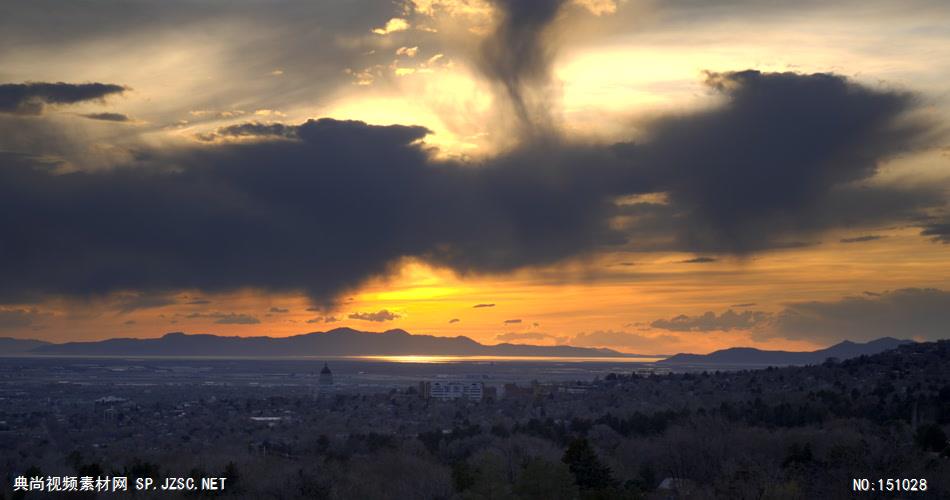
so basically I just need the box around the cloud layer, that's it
[0,82,125,115]
[647,288,950,344]
[921,220,950,243]
[348,310,401,322]
[477,0,566,131]
[0,308,50,330]
[651,309,770,332]
[617,70,941,253]
[0,70,943,307]
[772,288,950,342]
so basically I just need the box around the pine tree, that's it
[562,438,613,491]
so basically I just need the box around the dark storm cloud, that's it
[618,70,942,253]
[214,314,260,325]
[840,235,884,243]
[770,288,950,342]
[921,220,950,243]
[80,112,131,122]
[0,117,104,172]
[477,0,567,130]
[650,309,771,332]
[0,70,942,306]
[0,82,125,115]
[113,293,177,314]
[348,310,400,322]
[679,257,716,264]
[0,120,447,305]
[197,122,298,142]
[185,312,260,325]
[306,315,339,324]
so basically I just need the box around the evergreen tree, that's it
[515,458,578,500]
[562,438,613,491]
[915,424,948,452]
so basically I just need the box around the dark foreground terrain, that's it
[2,341,949,499]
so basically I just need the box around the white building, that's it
[420,381,483,401]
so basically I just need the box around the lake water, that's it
[339,355,665,363]
[1,356,673,392]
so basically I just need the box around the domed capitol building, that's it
[317,362,334,397]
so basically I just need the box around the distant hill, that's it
[0,337,51,355]
[25,328,643,358]
[660,337,912,366]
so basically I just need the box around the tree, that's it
[515,458,578,500]
[632,462,656,492]
[418,430,443,455]
[914,424,948,452]
[464,449,514,499]
[223,462,242,494]
[316,434,331,454]
[490,424,510,438]
[782,442,814,468]
[562,438,613,491]
[451,461,476,492]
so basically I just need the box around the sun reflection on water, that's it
[348,355,666,364]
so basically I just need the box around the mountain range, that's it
[0,337,51,354]
[659,337,913,366]
[3,330,912,365]
[18,328,636,358]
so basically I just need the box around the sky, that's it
[1,0,949,354]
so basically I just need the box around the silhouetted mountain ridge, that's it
[0,337,51,354]
[26,328,639,358]
[13,331,914,362]
[660,337,912,365]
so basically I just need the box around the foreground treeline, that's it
[4,341,950,499]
